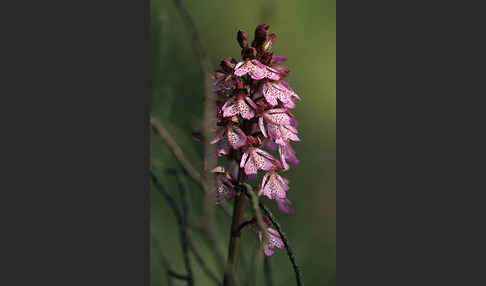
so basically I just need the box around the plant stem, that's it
[223,192,248,286]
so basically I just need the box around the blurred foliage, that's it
[150,0,335,285]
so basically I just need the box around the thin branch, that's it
[241,183,269,243]
[171,0,217,204]
[151,234,188,286]
[259,202,303,286]
[263,256,274,286]
[191,224,227,271]
[223,193,248,286]
[176,172,194,286]
[237,184,303,285]
[171,0,212,75]
[187,238,221,285]
[236,219,255,234]
[150,117,233,216]
[153,4,229,281]
[246,235,264,286]
[150,117,202,185]
[168,270,190,281]
[169,170,227,279]
[239,184,266,286]
[150,169,182,224]
[150,170,197,286]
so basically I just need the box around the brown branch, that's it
[246,236,264,286]
[191,223,227,271]
[240,184,266,286]
[150,117,202,185]
[223,193,248,286]
[242,183,269,243]
[237,184,303,286]
[259,202,303,286]
[171,0,217,205]
[187,238,221,285]
[150,170,197,286]
[176,172,194,286]
[151,234,187,286]
[171,0,212,75]
[150,117,233,216]
[164,5,233,284]
[151,167,227,285]
[150,169,182,224]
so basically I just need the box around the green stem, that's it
[223,192,248,286]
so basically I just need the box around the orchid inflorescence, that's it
[210,24,301,256]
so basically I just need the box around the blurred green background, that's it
[150,0,335,285]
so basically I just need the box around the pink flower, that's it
[213,57,239,93]
[211,167,235,204]
[221,95,257,120]
[276,198,294,214]
[211,125,247,150]
[258,227,284,256]
[261,81,300,109]
[264,140,279,151]
[211,25,302,219]
[278,141,299,170]
[213,73,236,93]
[258,108,300,145]
[240,147,276,176]
[234,59,280,80]
[263,140,298,171]
[269,56,290,77]
[260,108,297,127]
[259,170,289,200]
[215,137,231,157]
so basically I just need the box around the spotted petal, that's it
[261,171,289,200]
[246,60,267,80]
[222,98,238,117]
[266,123,300,145]
[235,60,279,80]
[237,97,255,119]
[227,126,247,149]
[259,227,284,256]
[262,82,298,108]
[253,148,275,171]
[234,61,250,77]
[263,65,281,80]
[241,147,276,176]
[214,175,235,204]
[264,108,295,126]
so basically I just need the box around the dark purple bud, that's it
[237,29,248,48]
[252,24,270,50]
[259,51,273,65]
[263,33,276,52]
[241,46,257,60]
[220,57,235,73]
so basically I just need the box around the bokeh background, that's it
[150,0,335,285]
